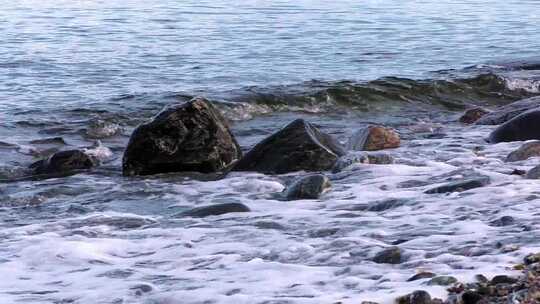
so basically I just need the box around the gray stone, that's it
[332,152,394,173]
[489,109,540,143]
[30,149,96,175]
[425,176,490,194]
[283,174,331,200]
[426,276,457,286]
[525,164,540,179]
[233,119,345,174]
[373,246,402,264]
[123,97,241,176]
[395,290,432,304]
[476,96,540,125]
[489,215,515,227]
[505,141,540,162]
[179,203,250,218]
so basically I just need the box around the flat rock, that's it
[123,97,242,176]
[526,165,540,179]
[332,151,394,173]
[233,119,345,174]
[506,141,540,162]
[283,174,331,200]
[476,96,540,125]
[373,246,402,264]
[459,107,490,124]
[489,109,540,143]
[30,149,96,175]
[179,203,250,218]
[426,275,458,286]
[347,125,400,151]
[425,176,490,194]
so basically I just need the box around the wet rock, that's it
[489,109,540,143]
[123,97,242,176]
[407,272,436,282]
[425,176,490,194]
[490,275,517,285]
[30,149,96,175]
[489,215,515,227]
[461,290,484,304]
[505,141,540,162]
[29,137,67,145]
[426,276,458,286]
[524,252,540,265]
[367,198,406,212]
[525,165,540,179]
[86,119,123,139]
[476,96,540,125]
[179,203,250,218]
[233,119,345,174]
[332,152,394,172]
[395,290,432,304]
[372,246,402,264]
[459,107,490,124]
[283,174,331,200]
[347,125,400,151]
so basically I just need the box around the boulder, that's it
[332,151,394,173]
[233,119,345,174]
[459,107,490,124]
[347,125,400,151]
[506,141,540,162]
[283,174,331,200]
[476,96,540,125]
[526,165,540,179]
[123,97,242,176]
[30,150,96,175]
[395,290,432,304]
[373,246,402,264]
[179,203,250,218]
[425,176,490,194]
[489,109,540,143]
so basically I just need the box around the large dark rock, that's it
[123,97,242,176]
[179,203,250,218]
[425,176,490,194]
[489,109,540,143]
[30,150,96,175]
[506,141,540,162]
[233,119,345,174]
[476,96,540,125]
[283,174,331,200]
[347,125,400,151]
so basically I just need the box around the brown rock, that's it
[459,107,490,124]
[347,125,400,151]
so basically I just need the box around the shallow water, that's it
[2,1,540,303]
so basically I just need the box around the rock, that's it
[347,125,400,151]
[489,215,515,227]
[123,97,242,176]
[476,96,540,125]
[179,203,250,218]
[426,276,458,286]
[459,107,490,124]
[367,198,406,212]
[407,272,436,282]
[490,275,517,285]
[29,150,96,175]
[461,290,484,304]
[505,141,540,162]
[395,290,432,304]
[425,176,490,194]
[283,174,331,200]
[524,252,540,265]
[233,119,345,174]
[332,152,394,172]
[373,246,402,264]
[489,109,540,143]
[525,165,540,179]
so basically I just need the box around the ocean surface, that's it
[2,1,540,303]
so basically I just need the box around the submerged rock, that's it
[426,275,458,286]
[372,246,402,264]
[425,176,490,194]
[407,272,436,282]
[459,107,490,124]
[123,97,242,176]
[30,149,96,175]
[283,174,331,200]
[233,119,345,174]
[395,290,432,304]
[476,96,540,125]
[179,203,250,218]
[506,141,540,162]
[489,215,515,227]
[526,165,540,179]
[332,151,394,172]
[489,110,540,143]
[347,125,400,151]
